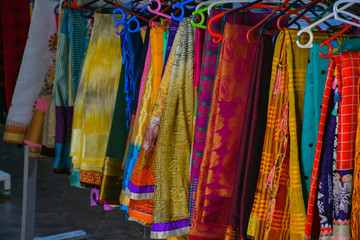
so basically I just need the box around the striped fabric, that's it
[247,29,331,240]
[333,51,359,239]
[305,52,360,239]
[304,60,336,240]
[351,63,360,239]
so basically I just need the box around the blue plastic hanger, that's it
[127,4,150,32]
[171,0,194,21]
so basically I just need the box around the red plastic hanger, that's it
[319,19,359,58]
[276,0,322,30]
[64,0,91,12]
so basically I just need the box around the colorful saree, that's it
[333,52,359,239]
[301,38,360,204]
[247,30,330,240]
[70,14,122,186]
[99,29,143,204]
[225,33,275,240]
[150,19,195,239]
[53,8,89,172]
[125,21,183,224]
[351,64,360,239]
[3,0,57,144]
[190,23,256,240]
[189,10,289,225]
[119,22,164,210]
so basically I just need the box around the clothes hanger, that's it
[65,0,91,12]
[113,1,135,24]
[191,0,224,29]
[171,0,195,21]
[127,4,150,32]
[207,2,291,43]
[276,0,322,31]
[319,19,359,58]
[245,0,292,44]
[148,0,173,19]
[334,0,360,28]
[296,2,355,48]
[113,0,150,23]
[148,0,180,27]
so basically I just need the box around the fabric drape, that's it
[70,13,122,186]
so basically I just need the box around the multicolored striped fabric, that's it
[301,39,360,205]
[247,29,330,240]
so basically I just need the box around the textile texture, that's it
[301,38,360,205]
[99,30,143,204]
[225,33,274,240]
[70,14,122,186]
[247,30,330,240]
[3,0,57,144]
[150,19,195,239]
[125,23,182,225]
[53,8,89,173]
[190,23,256,240]
[189,10,289,227]
[0,0,30,110]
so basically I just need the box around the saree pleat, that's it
[125,22,183,225]
[190,23,257,240]
[53,8,89,172]
[99,29,143,204]
[150,19,195,239]
[247,30,331,240]
[225,33,274,240]
[301,39,360,205]
[70,13,122,186]
[119,23,164,210]
[3,0,57,144]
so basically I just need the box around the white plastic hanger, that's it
[334,0,360,28]
[196,0,219,11]
[296,2,354,48]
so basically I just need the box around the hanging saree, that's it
[301,38,360,204]
[351,64,360,239]
[3,0,57,144]
[225,33,275,240]
[333,51,359,239]
[304,60,337,239]
[24,49,57,150]
[99,29,143,204]
[0,0,30,110]
[190,23,256,240]
[40,8,68,158]
[119,22,165,210]
[70,13,122,186]
[247,30,331,240]
[317,77,337,240]
[189,10,289,225]
[53,8,89,172]
[150,19,195,239]
[125,21,183,225]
